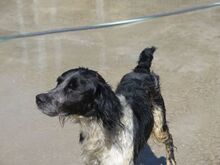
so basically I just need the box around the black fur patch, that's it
[79,132,85,143]
[116,47,157,161]
[116,72,155,161]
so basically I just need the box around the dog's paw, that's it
[166,158,176,165]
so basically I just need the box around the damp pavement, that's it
[0,0,220,165]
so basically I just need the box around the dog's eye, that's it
[68,79,78,90]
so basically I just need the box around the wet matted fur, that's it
[36,47,176,165]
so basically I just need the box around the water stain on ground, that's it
[0,0,220,165]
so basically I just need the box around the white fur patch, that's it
[74,95,134,165]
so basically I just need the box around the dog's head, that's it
[36,68,122,130]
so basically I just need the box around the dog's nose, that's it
[36,93,47,105]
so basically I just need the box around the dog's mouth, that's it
[36,100,71,118]
[41,109,58,117]
[36,103,58,117]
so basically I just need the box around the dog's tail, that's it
[133,46,156,73]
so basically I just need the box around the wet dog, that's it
[36,47,176,165]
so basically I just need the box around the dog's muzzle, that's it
[36,93,59,117]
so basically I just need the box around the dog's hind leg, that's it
[153,104,176,165]
[149,73,176,165]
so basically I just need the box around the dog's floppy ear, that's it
[94,82,123,131]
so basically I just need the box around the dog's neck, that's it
[74,115,116,146]
[71,96,134,165]
[74,95,128,145]
[74,116,113,164]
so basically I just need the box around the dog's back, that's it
[116,47,158,160]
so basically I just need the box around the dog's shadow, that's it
[135,144,166,165]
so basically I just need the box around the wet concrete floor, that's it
[0,0,220,164]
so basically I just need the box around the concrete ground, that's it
[0,0,220,164]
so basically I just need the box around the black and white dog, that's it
[36,47,176,165]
